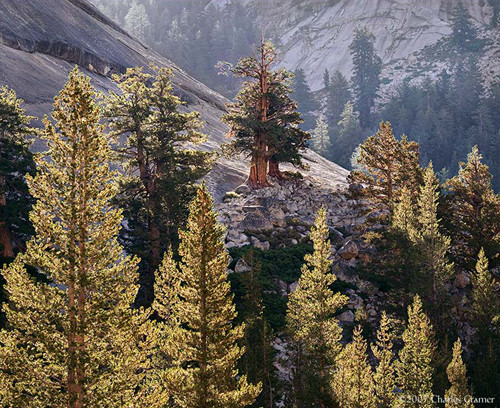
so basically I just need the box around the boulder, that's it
[234,258,251,273]
[235,184,252,195]
[338,240,359,260]
[338,310,355,323]
[454,271,471,289]
[241,211,273,231]
[289,281,299,293]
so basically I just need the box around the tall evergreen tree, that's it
[445,338,474,408]
[394,295,436,408]
[325,70,351,130]
[414,164,454,327]
[334,101,362,168]
[286,207,347,407]
[124,0,151,42]
[443,146,500,268]
[105,64,212,306]
[451,3,480,51]
[292,68,319,130]
[311,115,330,155]
[470,248,499,337]
[0,68,157,408]
[0,86,35,261]
[331,326,376,408]
[392,186,417,237]
[239,251,275,408]
[349,121,421,224]
[349,27,382,128]
[371,312,396,408]
[157,185,261,408]
[323,68,330,89]
[221,40,310,187]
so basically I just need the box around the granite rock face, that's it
[210,0,499,92]
[0,0,349,200]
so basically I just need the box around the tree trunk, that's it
[267,158,285,180]
[247,140,270,189]
[0,175,14,258]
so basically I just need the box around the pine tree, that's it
[331,326,376,408]
[239,251,275,408]
[311,115,330,155]
[445,338,474,408]
[334,101,362,168]
[392,186,417,237]
[394,295,436,408]
[105,64,213,306]
[488,0,500,27]
[286,207,347,407]
[292,68,319,130]
[443,146,500,268]
[0,86,35,261]
[471,248,499,336]
[0,68,157,408]
[349,27,382,128]
[125,0,150,42]
[451,3,480,51]
[371,312,396,408]
[221,40,310,187]
[349,121,421,224]
[323,68,330,89]
[161,185,261,408]
[325,70,351,129]
[414,164,454,326]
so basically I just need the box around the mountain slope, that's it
[210,0,498,92]
[0,0,348,200]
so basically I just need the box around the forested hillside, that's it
[1,1,500,408]
[90,0,500,189]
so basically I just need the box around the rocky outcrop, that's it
[217,177,360,249]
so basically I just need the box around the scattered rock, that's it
[338,310,355,323]
[454,271,471,289]
[234,258,251,273]
[241,211,273,231]
[338,240,359,260]
[235,184,252,195]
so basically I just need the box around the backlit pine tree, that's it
[161,185,261,408]
[331,325,376,408]
[0,86,35,261]
[470,248,499,337]
[124,0,150,42]
[286,207,347,407]
[105,64,212,306]
[445,338,474,408]
[414,164,454,328]
[394,295,436,408]
[311,115,330,155]
[444,146,500,268]
[0,68,157,408]
[349,121,421,224]
[239,251,275,408]
[221,40,310,187]
[371,312,396,408]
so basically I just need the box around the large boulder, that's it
[241,207,274,231]
[338,240,359,260]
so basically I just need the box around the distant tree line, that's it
[90,0,259,96]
